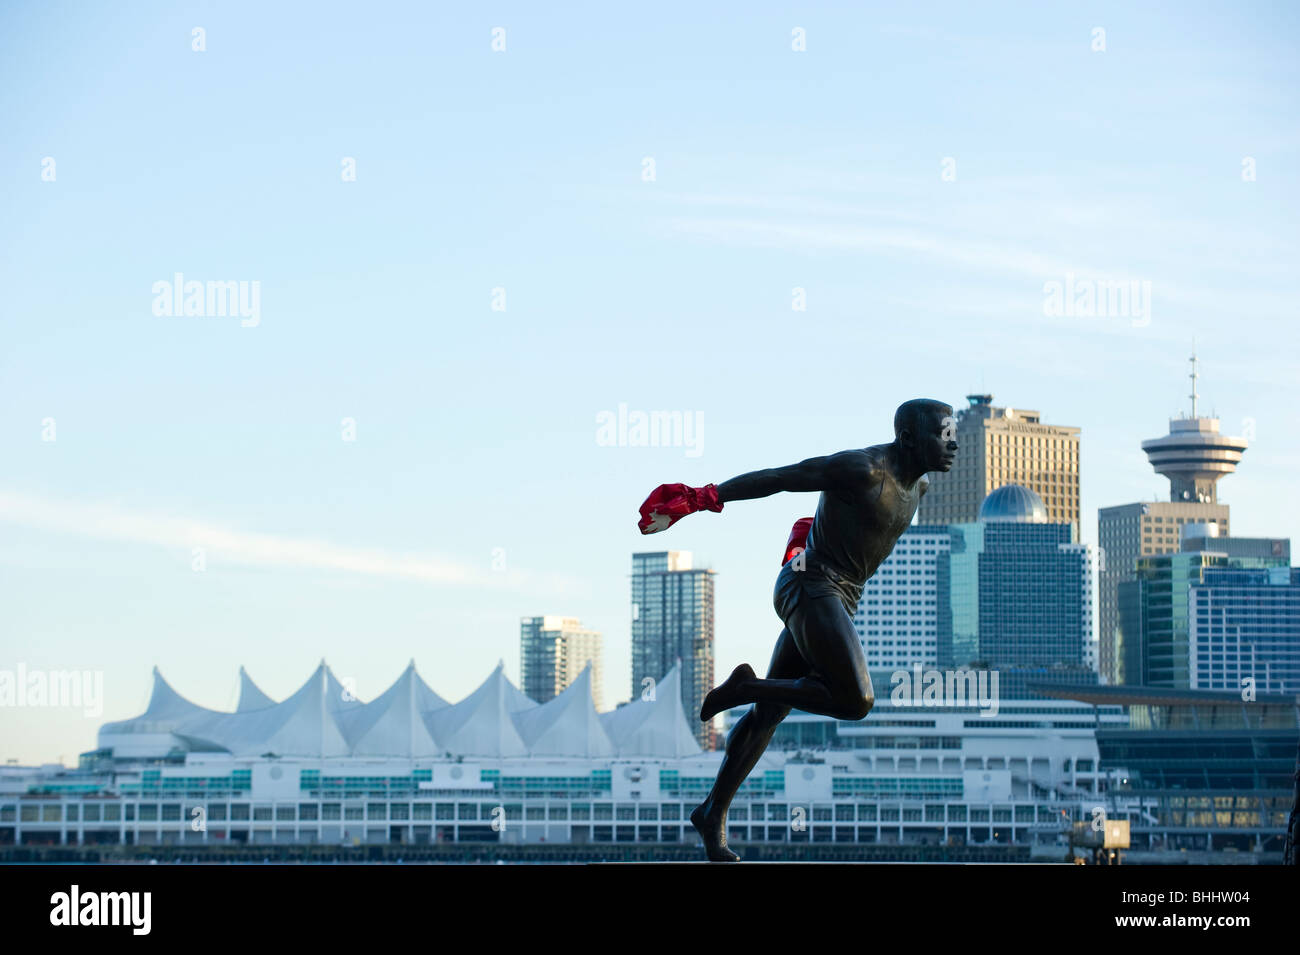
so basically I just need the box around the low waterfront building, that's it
[0,660,1135,855]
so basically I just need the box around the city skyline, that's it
[1,367,1289,765]
[3,2,1299,766]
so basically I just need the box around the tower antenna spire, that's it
[1143,339,1246,503]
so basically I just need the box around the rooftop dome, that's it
[979,484,1047,523]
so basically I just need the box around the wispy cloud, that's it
[659,211,1297,319]
[665,215,1107,280]
[0,490,586,597]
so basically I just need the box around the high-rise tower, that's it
[936,485,1097,698]
[1140,354,1248,503]
[630,551,716,750]
[917,394,1081,530]
[520,616,604,708]
[1098,354,1246,684]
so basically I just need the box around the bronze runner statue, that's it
[637,398,957,861]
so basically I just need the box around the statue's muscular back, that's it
[802,445,928,587]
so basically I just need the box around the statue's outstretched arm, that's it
[717,450,869,502]
[636,450,873,534]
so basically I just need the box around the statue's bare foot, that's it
[691,803,740,862]
[700,663,755,722]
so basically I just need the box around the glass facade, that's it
[1122,552,1288,689]
[1096,704,1298,852]
[1097,501,1230,685]
[937,520,1092,686]
[1034,683,1300,853]
[1189,566,1300,693]
[631,552,715,749]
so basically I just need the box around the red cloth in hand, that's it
[783,517,814,564]
[637,483,723,534]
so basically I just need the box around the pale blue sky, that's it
[2,1,1297,764]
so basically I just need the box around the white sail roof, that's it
[98,667,225,739]
[234,663,351,757]
[339,662,443,757]
[412,664,451,714]
[600,663,701,757]
[512,664,614,757]
[426,663,534,757]
[176,663,351,757]
[236,666,276,712]
[323,664,366,715]
[97,661,690,761]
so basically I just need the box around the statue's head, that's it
[894,399,957,472]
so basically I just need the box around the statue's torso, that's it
[803,448,922,587]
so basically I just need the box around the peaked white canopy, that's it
[236,666,276,712]
[99,667,226,737]
[512,665,614,757]
[425,663,533,757]
[339,662,443,757]
[179,663,352,757]
[97,660,702,761]
[600,663,701,757]
[96,667,231,758]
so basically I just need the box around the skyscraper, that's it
[1190,565,1299,695]
[1097,354,1247,685]
[1098,502,1230,683]
[936,485,1097,698]
[1140,355,1248,505]
[854,525,949,669]
[1117,539,1287,689]
[631,551,716,750]
[917,394,1081,529]
[519,616,604,709]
